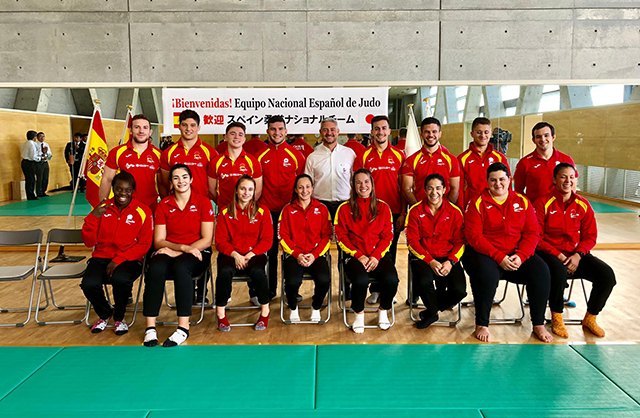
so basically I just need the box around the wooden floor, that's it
[0,211,639,346]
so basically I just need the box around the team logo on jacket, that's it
[436,159,445,166]
[513,203,523,212]
[189,204,198,212]
[570,210,579,219]
[239,164,248,173]
[488,157,494,164]
[283,158,291,167]
[147,156,155,164]
[194,153,202,160]
[313,208,321,215]
[125,214,135,225]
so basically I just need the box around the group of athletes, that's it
[79,108,616,347]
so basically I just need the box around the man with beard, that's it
[100,114,162,211]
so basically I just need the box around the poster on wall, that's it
[162,87,388,135]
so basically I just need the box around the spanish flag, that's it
[83,107,108,208]
[120,107,134,144]
[173,112,181,128]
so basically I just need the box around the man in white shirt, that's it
[35,131,53,197]
[304,118,356,218]
[20,130,40,200]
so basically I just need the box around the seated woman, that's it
[279,174,332,323]
[405,173,466,329]
[335,168,399,333]
[215,175,273,331]
[81,171,153,335]
[463,162,553,343]
[535,163,615,338]
[142,163,214,347]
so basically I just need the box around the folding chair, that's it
[279,252,332,325]
[338,250,395,330]
[34,229,89,325]
[226,259,269,328]
[487,279,525,324]
[545,276,590,325]
[158,263,213,326]
[0,229,43,327]
[407,255,461,327]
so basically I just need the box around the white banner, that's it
[162,87,388,135]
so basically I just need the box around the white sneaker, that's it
[366,292,380,304]
[113,321,129,335]
[90,318,108,334]
[289,308,300,323]
[250,296,260,306]
[310,309,321,322]
[352,313,365,334]
[378,310,391,330]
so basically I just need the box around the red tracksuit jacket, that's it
[464,190,539,264]
[279,198,332,259]
[513,148,575,203]
[457,143,509,209]
[81,198,153,265]
[405,199,465,263]
[534,190,597,257]
[215,203,273,256]
[334,197,393,260]
[258,142,305,212]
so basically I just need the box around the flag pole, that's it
[119,104,134,146]
[52,100,101,263]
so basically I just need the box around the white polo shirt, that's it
[304,142,355,202]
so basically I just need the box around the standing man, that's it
[20,130,40,200]
[354,115,405,261]
[208,121,263,210]
[288,134,313,158]
[354,115,405,305]
[243,134,268,157]
[457,117,509,209]
[159,109,217,199]
[159,109,217,306]
[514,121,575,204]
[395,128,407,153]
[400,117,460,206]
[344,133,366,157]
[35,131,52,197]
[304,118,356,218]
[65,132,86,192]
[257,115,305,298]
[100,114,162,211]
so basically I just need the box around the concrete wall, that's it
[1,2,638,83]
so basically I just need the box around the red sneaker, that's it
[217,316,231,332]
[254,314,269,331]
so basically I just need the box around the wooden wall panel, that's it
[543,102,640,171]
[440,122,465,155]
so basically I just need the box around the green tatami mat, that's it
[589,200,635,214]
[572,345,640,404]
[0,345,316,414]
[3,412,149,418]
[483,408,640,417]
[0,347,61,399]
[0,192,91,216]
[149,409,482,417]
[315,345,638,410]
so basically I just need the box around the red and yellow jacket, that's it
[457,143,508,209]
[279,198,332,259]
[335,197,393,260]
[405,199,464,263]
[464,190,538,264]
[534,190,597,257]
[82,198,153,265]
[258,142,305,212]
[215,203,273,256]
